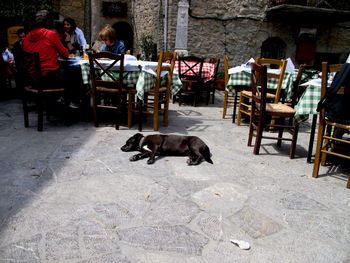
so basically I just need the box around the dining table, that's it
[62,55,183,100]
[294,77,332,163]
[174,60,216,82]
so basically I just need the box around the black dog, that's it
[121,133,213,165]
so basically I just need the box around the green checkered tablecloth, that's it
[80,63,182,100]
[294,84,321,123]
[226,69,294,98]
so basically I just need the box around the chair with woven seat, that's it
[312,62,350,189]
[237,58,287,125]
[88,52,127,129]
[222,55,235,119]
[14,50,65,131]
[176,56,204,106]
[128,51,176,131]
[247,62,299,159]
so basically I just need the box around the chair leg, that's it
[321,124,332,166]
[212,88,215,104]
[128,92,134,128]
[163,91,170,127]
[289,124,299,159]
[92,91,98,127]
[37,94,43,132]
[232,90,239,123]
[138,98,143,132]
[253,114,264,155]
[236,93,243,126]
[153,99,159,132]
[277,118,284,148]
[22,93,29,128]
[247,117,255,147]
[312,118,326,178]
[222,91,228,119]
[347,175,350,189]
[115,94,121,130]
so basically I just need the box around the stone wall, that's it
[54,0,350,66]
[55,0,85,29]
[132,0,161,54]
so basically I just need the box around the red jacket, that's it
[23,28,69,76]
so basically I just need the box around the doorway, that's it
[260,37,286,59]
[112,22,133,53]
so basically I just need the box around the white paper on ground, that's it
[230,239,251,250]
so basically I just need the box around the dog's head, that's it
[121,133,144,152]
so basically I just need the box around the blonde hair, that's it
[99,25,116,41]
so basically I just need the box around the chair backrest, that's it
[88,51,124,92]
[255,58,287,103]
[251,62,268,114]
[320,62,344,98]
[223,55,229,86]
[154,51,177,94]
[319,62,347,122]
[290,64,306,107]
[209,58,220,84]
[14,50,42,91]
[178,56,204,80]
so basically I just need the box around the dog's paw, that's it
[129,155,139,161]
[147,159,155,165]
[187,159,194,165]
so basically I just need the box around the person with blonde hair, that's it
[99,25,125,54]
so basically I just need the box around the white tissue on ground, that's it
[230,239,251,250]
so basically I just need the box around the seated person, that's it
[99,24,126,54]
[23,10,81,109]
[13,28,26,54]
[63,17,87,55]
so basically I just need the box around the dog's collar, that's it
[137,137,145,151]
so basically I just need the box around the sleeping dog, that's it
[121,133,213,165]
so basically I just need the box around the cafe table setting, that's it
[61,54,182,100]
[173,59,216,82]
[226,58,297,99]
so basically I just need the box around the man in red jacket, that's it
[23,10,82,109]
[23,10,69,77]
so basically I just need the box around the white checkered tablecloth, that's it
[174,61,215,82]
[80,63,182,100]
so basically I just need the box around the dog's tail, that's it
[201,145,213,164]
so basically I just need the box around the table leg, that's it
[307,114,317,163]
[232,88,238,123]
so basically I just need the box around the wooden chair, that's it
[312,62,350,189]
[222,55,235,119]
[176,56,204,106]
[88,52,127,129]
[206,58,220,104]
[128,51,176,131]
[247,62,299,159]
[289,64,306,107]
[14,50,65,131]
[237,58,287,125]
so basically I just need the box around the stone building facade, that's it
[53,0,350,67]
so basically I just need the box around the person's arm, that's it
[118,41,126,54]
[101,44,107,52]
[50,31,69,58]
[75,28,87,49]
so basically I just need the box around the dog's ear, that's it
[134,133,144,139]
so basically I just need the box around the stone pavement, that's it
[0,93,349,263]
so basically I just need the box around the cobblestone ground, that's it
[0,92,349,262]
